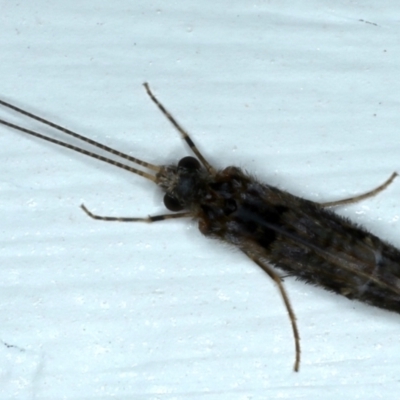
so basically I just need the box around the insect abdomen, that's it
[199,167,400,314]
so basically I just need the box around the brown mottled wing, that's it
[233,181,400,314]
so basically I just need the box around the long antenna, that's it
[0,99,161,182]
[0,117,158,182]
[0,98,160,173]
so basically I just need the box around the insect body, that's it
[1,83,399,372]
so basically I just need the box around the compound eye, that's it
[163,194,184,211]
[223,198,237,215]
[178,156,201,171]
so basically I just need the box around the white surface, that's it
[0,1,400,399]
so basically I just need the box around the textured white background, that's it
[0,1,400,399]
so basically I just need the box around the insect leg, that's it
[242,249,300,372]
[143,83,216,175]
[320,172,398,208]
[80,204,191,222]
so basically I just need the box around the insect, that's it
[0,83,399,372]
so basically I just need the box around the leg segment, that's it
[143,83,215,175]
[320,172,397,208]
[81,204,191,222]
[242,249,300,372]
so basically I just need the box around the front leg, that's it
[81,204,191,222]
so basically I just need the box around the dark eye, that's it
[223,198,237,215]
[178,156,201,171]
[163,194,184,211]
